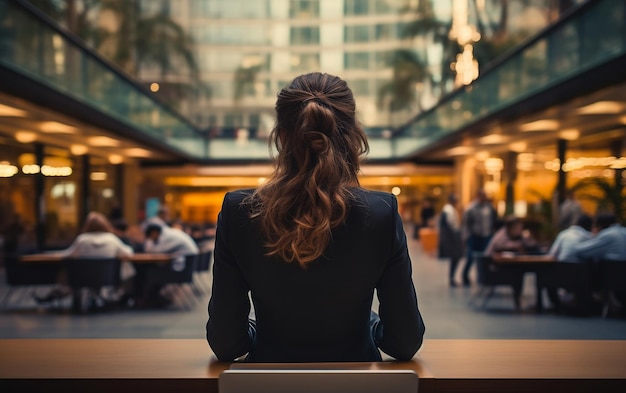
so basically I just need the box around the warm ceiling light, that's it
[558,129,580,141]
[479,134,508,144]
[475,151,489,161]
[126,148,151,158]
[15,131,37,143]
[108,154,124,164]
[88,136,120,147]
[509,141,527,152]
[620,115,626,125]
[0,103,27,117]
[446,146,473,156]
[576,101,623,115]
[519,120,559,132]
[40,121,76,134]
[150,83,160,92]
[70,144,88,155]
[90,172,107,181]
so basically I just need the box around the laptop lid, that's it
[219,368,418,393]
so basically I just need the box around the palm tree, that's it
[31,1,202,111]
[571,177,626,225]
[377,49,429,126]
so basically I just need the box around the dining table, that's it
[20,253,174,264]
[491,252,557,311]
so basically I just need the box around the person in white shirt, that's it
[144,224,199,271]
[549,214,593,262]
[35,212,134,304]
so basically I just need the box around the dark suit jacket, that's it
[206,188,425,362]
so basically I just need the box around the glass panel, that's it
[290,0,319,18]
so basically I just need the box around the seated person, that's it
[141,224,199,306]
[484,216,537,256]
[549,214,593,262]
[483,216,536,310]
[573,213,626,311]
[539,214,593,312]
[35,212,134,304]
[573,213,626,262]
[144,224,199,270]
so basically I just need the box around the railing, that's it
[0,0,396,161]
[394,0,626,157]
[0,0,206,159]
[1,0,623,161]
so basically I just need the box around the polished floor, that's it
[1,225,625,340]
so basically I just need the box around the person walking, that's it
[206,72,425,363]
[461,189,498,286]
[438,194,463,287]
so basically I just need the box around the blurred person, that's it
[206,72,425,363]
[144,223,199,271]
[548,214,593,262]
[573,213,626,313]
[558,190,583,231]
[539,214,593,312]
[483,216,536,310]
[573,213,626,262]
[141,223,199,306]
[437,194,463,287]
[484,216,538,256]
[34,212,135,304]
[461,189,498,286]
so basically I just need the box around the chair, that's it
[219,368,418,393]
[193,250,213,293]
[1,253,61,308]
[63,258,121,313]
[468,253,524,310]
[535,261,593,314]
[142,254,198,309]
[600,260,626,318]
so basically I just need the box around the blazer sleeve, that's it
[206,193,255,361]
[374,195,425,361]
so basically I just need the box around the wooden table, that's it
[1,339,625,392]
[492,253,557,264]
[491,253,558,310]
[20,253,173,264]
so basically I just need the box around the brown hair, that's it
[247,72,369,266]
[82,211,114,233]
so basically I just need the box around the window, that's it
[290,27,320,45]
[344,25,371,43]
[346,79,370,95]
[344,52,370,70]
[290,53,320,72]
[290,0,320,18]
[375,23,396,41]
[345,0,370,16]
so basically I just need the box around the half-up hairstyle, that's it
[247,72,369,266]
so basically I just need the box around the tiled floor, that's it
[1,227,625,340]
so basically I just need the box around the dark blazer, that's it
[206,188,425,362]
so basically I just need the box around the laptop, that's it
[219,364,418,393]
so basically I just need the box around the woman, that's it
[35,212,134,304]
[206,72,425,362]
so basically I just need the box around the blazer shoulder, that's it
[355,188,397,211]
[223,189,255,208]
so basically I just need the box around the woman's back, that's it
[208,188,423,362]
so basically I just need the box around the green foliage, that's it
[571,176,626,224]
